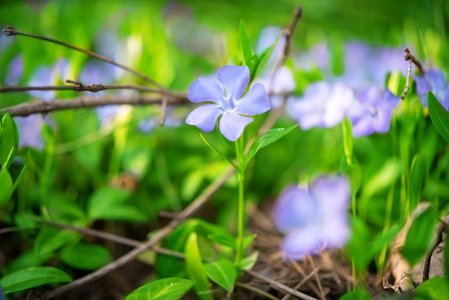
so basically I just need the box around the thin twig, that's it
[235,282,280,300]
[246,269,318,300]
[0,94,188,117]
[38,167,235,300]
[2,26,165,91]
[404,47,424,75]
[270,6,302,85]
[282,268,320,300]
[0,82,161,94]
[159,94,168,126]
[400,61,412,100]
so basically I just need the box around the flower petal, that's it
[272,185,317,233]
[321,218,351,248]
[310,175,350,215]
[217,65,250,100]
[234,83,271,115]
[282,226,325,260]
[188,77,224,104]
[380,89,400,111]
[352,116,375,137]
[219,111,252,141]
[186,104,222,132]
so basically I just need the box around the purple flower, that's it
[347,86,400,137]
[287,81,353,130]
[272,175,351,260]
[15,114,46,149]
[414,69,449,110]
[5,55,23,86]
[186,65,270,141]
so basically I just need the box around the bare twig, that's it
[159,94,168,126]
[0,94,188,117]
[0,82,161,94]
[245,269,318,300]
[2,26,165,91]
[235,282,280,300]
[282,268,320,300]
[38,167,235,300]
[404,47,424,75]
[270,6,302,85]
[400,61,412,100]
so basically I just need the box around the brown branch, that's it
[0,94,188,117]
[270,6,302,85]
[245,269,318,300]
[0,82,161,94]
[2,26,166,91]
[404,47,424,75]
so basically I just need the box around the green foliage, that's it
[0,114,18,170]
[428,91,449,143]
[0,266,72,294]
[402,207,437,266]
[185,232,211,300]
[204,259,236,292]
[60,242,112,270]
[414,277,449,300]
[339,289,372,300]
[0,168,13,207]
[124,277,195,300]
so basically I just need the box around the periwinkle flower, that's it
[287,81,353,130]
[5,55,23,86]
[414,68,449,110]
[186,65,270,141]
[272,175,351,260]
[15,114,45,150]
[347,86,400,137]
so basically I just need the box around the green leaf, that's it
[0,113,18,169]
[0,266,72,294]
[11,150,30,192]
[61,242,112,270]
[0,168,13,207]
[252,32,281,78]
[414,277,449,300]
[243,234,257,249]
[185,232,211,300]
[239,19,252,67]
[207,233,237,249]
[124,277,195,300]
[244,125,297,169]
[204,259,236,292]
[35,227,80,256]
[339,289,372,300]
[342,117,353,164]
[402,207,437,266]
[200,133,237,170]
[87,186,147,222]
[363,159,402,199]
[239,251,258,271]
[428,91,449,143]
[409,155,427,212]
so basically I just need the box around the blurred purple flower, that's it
[347,86,400,137]
[288,81,353,130]
[342,42,404,89]
[295,42,330,72]
[28,60,69,101]
[5,55,23,86]
[259,66,295,108]
[414,69,449,109]
[139,106,183,132]
[15,114,45,149]
[186,65,270,141]
[272,175,351,260]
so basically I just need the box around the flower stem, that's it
[235,137,245,267]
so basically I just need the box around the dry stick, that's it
[307,257,326,300]
[246,269,318,300]
[0,94,188,117]
[400,47,424,100]
[422,224,445,282]
[0,82,161,94]
[281,268,320,300]
[270,5,302,85]
[38,167,235,300]
[2,26,165,91]
[235,282,280,300]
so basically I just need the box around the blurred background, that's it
[0,0,448,298]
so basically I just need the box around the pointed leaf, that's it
[0,266,72,294]
[243,234,257,249]
[185,232,211,300]
[402,207,437,266]
[0,168,13,207]
[244,125,297,168]
[207,233,237,249]
[428,91,449,143]
[124,277,195,300]
[204,259,236,292]
[239,251,258,271]
[11,150,30,192]
[342,117,353,164]
[0,113,18,169]
[239,19,252,67]
[253,32,281,78]
[200,133,238,170]
[61,242,112,270]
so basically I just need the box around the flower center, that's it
[220,95,235,112]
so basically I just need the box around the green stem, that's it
[235,137,245,267]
